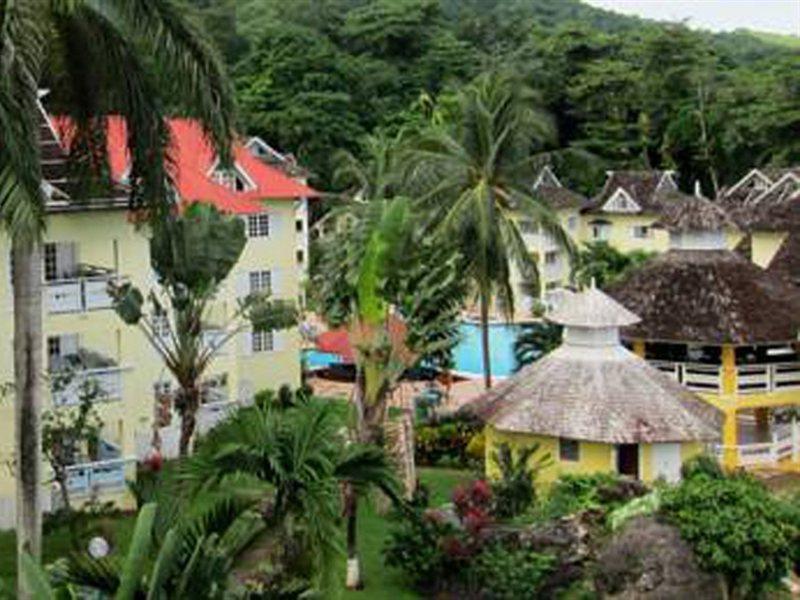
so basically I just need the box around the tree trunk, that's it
[178,385,200,457]
[480,290,492,389]
[343,482,362,590]
[13,239,43,599]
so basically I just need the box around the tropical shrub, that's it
[539,473,649,521]
[470,544,555,600]
[680,452,724,481]
[414,414,482,467]
[490,443,551,519]
[660,473,799,597]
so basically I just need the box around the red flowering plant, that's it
[440,479,494,560]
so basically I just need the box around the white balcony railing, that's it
[46,275,119,314]
[649,360,800,396]
[65,457,135,496]
[51,367,124,407]
[713,423,799,468]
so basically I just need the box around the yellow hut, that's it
[472,286,722,485]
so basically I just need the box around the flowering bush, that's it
[414,414,481,467]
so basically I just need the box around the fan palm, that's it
[405,71,575,388]
[0,1,234,594]
[172,399,402,594]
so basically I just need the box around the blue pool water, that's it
[304,322,522,378]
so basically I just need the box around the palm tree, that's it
[513,322,562,371]
[173,399,402,595]
[110,203,296,456]
[0,2,234,594]
[405,71,575,389]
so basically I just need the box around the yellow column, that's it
[722,408,739,470]
[721,344,737,395]
[632,340,645,358]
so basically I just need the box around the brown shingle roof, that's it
[534,184,585,210]
[583,170,677,214]
[654,193,737,232]
[472,344,721,443]
[767,231,800,288]
[607,250,800,344]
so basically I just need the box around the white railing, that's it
[650,360,800,395]
[648,360,721,392]
[197,399,240,435]
[713,422,799,467]
[65,457,135,496]
[51,367,124,407]
[46,275,119,314]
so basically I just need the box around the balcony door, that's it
[44,242,77,282]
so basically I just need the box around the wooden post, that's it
[721,344,737,395]
[792,417,800,463]
[632,340,646,358]
[722,408,738,470]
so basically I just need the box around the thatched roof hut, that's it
[607,250,800,345]
[468,288,721,444]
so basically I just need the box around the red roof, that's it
[52,116,320,214]
[315,315,409,364]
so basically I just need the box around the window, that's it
[251,330,274,353]
[212,166,253,192]
[152,310,170,338]
[559,438,580,462]
[544,251,559,265]
[296,249,305,264]
[47,333,79,370]
[632,225,650,239]
[247,213,270,238]
[43,242,77,282]
[591,222,611,241]
[567,216,578,231]
[249,270,272,295]
[518,220,538,235]
[295,219,304,233]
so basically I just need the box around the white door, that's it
[651,443,682,483]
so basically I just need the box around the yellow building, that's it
[0,105,317,527]
[607,196,800,472]
[471,286,721,484]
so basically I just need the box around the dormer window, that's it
[602,188,641,214]
[211,164,255,193]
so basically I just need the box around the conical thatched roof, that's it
[473,343,721,443]
[548,286,640,329]
[607,250,800,344]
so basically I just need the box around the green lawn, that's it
[341,466,474,599]
[0,512,137,590]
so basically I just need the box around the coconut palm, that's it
[0,1,234,593]
[172,399,402,595]
[405,71,575,388]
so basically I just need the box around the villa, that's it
[608,195,800,472]
[0,99,319,527]
[472,286,721,484]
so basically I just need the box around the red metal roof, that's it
[52,116,320,214]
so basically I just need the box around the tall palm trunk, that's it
[480,289,492,389]
[177,385,200,457]
[13,239,43,599]
[345,366,366,590]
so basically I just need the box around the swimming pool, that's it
[304,322,523,378]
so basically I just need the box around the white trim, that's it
[245,136,288,163]
[602,188,641,213]
[725,168,773,198]
[655,171,677,193]
[752,172,800,205]
[206,158,257,192]
[533,165,562,190]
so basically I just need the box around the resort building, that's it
[0,102,318,527]
[608,196,800,472]
[512,166,584,312]
[473,286,721,484]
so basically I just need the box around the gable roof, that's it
[53,117,320,215]
[654,193,738,233]
[531,166,585,210]
[583,170,677,215]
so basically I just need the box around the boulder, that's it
[594,516,725,599]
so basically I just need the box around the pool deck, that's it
[308,375,488,411]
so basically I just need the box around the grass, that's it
[0,511,137,590]
[341,466,474,599]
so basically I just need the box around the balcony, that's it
[46,265,121,314]
[713,422,798,468]
[649,360,722,393]
[649,359,800,395]
[65,457,135,497]
[50,349,124,407]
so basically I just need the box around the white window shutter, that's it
[235,272,250,299]
[269,212,280,238]
[271,268,283,297]
[273,330,286,352]
[62,333,79,356]
[240,329,253,356]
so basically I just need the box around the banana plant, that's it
[109,202,297,456]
